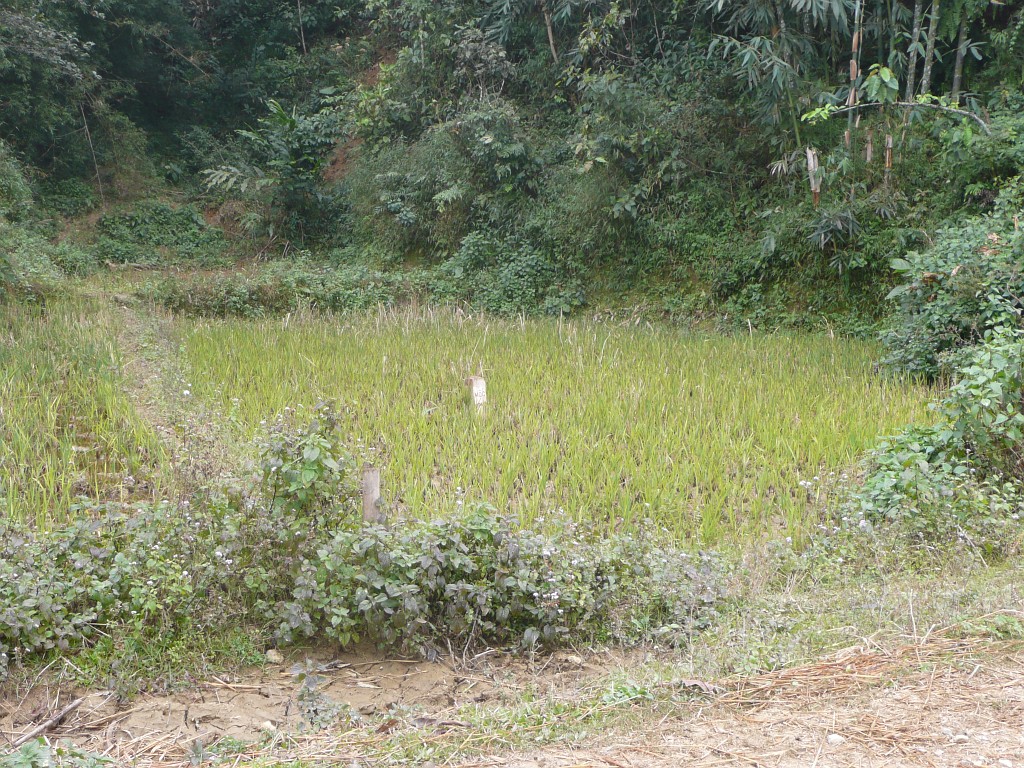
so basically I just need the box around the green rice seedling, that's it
[182,308,932,545]
[0,298,166,526]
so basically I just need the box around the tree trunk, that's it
[886,0,897,63]
[918,0,941,96]
[296,0,307,54]
[878,0,887,64]
[541,0,559,64]
[770,0,802,147]
[904,0,924,100]
[951,14,968,103]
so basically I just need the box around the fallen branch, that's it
[826,101,991,134]
[12,697,86,748]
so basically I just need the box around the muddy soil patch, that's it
[1,648,617,760]
[7,639,1023,768]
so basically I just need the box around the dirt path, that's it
[501,651,1024,768]
[4,638,1022,767]
[110,298,249,495]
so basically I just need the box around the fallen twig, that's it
[12,696,86,748]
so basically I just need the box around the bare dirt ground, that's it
[501,640,1024,768]
[3,636,1022,767]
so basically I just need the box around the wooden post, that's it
[361,464,383,524]
[465,376,487,413]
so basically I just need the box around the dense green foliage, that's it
[882,176,1024,376]
[854,327,1024,556]
[3,0,1023,316]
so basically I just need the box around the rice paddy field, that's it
[183,309,932,543]
[1,299,933,542]
[0,300,165,527]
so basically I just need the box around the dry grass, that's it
[11,615,1022,768]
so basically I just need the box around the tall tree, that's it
[950,12,967,101]
[918,0,940,95]
[707,0,852,148]
[486,0,584,64]
[903,0,924,99]
[947,0,985,103]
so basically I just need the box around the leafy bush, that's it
[49,241,99,276]
[940,102,1024,204]
[881,178,1024,377]
[0,409,720,680]
[0,224,63,300]
[149,246,586,319]
[0,140,32,222]
[95,202,225,265]
[38,178,96,218]
[203,98,345,242]
[259,403,357,517]
[852,327,1024,557]
[431,231,584,316]
[148,260,410,317]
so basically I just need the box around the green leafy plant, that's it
[260,402,356,518]
[95,202,225,265]
[853,327,1024,557]
[0,223,64,300]
[0,139,33,222]
[203,99,343,241]
[291,659,348,731]
[0,406,721,682]
[0,739,112,768]
[882,178,1024,377]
